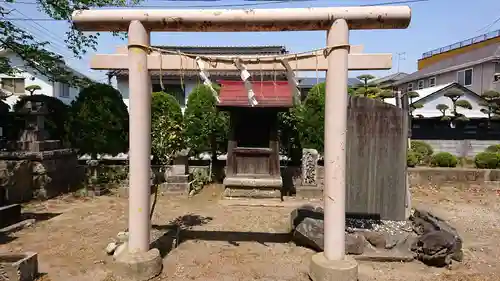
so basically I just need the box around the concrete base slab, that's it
[309,253,358,281]
[112,248,162,281]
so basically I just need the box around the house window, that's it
[407,83,414,92]
[457,68,473,86]
[1,78,25,94]
[152,84,185,106]
[428,77,436,87]
[494,63,500,83]
[60,83,70,98]
[417,80,424,90]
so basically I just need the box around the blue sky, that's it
[4,0,500,82]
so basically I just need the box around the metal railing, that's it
[422,29,500,59]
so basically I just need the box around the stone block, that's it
[295,186,323,198]
[410,209,463,267]
[292,217,366,255]
[0,204,21,228]
[0,252,38,281]
[222,187,281,199]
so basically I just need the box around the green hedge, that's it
[485,144,500,153]
[474,152,500,169]
[407,150,419,167]
[430,152,458,168]
[410,140,433,165]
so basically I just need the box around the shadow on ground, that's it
[0,233,16,244]
[21,212,62,222]
[151,214,292,257]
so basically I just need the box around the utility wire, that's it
[475,15,500,34]
[0,0,427,9]
[1,0,312,7]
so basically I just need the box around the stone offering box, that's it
[0,252,38,281]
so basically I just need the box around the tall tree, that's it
[0,0,137,86]
[480,90,500,123]
[150,91,184,165]
[183,85,229,165]
[352,74,380,97]
[377,89,395,102]
[437,88,473,123]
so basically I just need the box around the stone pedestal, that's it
[112,248,162,281]
[0,99,83,202]
[309,253,358,281]
[159,175,189,194]
[159,149,190,194]
[296,148,323,198]
[223,177,282,199]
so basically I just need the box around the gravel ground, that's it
[0,184,499,281]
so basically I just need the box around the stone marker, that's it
[301,149,320,186]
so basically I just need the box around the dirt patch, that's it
[0,184,499,281]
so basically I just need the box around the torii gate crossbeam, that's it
[72,6,411,281]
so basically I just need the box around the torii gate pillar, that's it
[72,6,411,281]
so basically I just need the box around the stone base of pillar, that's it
[309,253,358,281]
[111,248,162,281]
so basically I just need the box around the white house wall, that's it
[116,76,198,112]
[0,52,81,109]
[412,91,486,118]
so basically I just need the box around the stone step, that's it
[159,182,189,193]
[295,186,323,199]
[219,196,323,207]
[165,175,189,183]
[222,187,281,199]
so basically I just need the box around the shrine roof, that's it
[217,80,293,108]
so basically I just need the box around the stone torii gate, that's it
[72,6,411,281]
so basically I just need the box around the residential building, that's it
[369,72,408,89]
[0,48,92,110]
[395,29,500,95]
[297,77,361,99]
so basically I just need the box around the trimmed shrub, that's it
[485,144,500,153]
[151,92,185,165]
[183,85,229,158]
[430,152,458,168]
[407,150,419,167]
[474,152,500,169]
[410,140,433,164]
[68,83,129,158]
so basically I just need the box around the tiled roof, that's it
[396,43,500,85]
[370,72,409,85]
[217,80,293,108]
[297,77,361,87]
